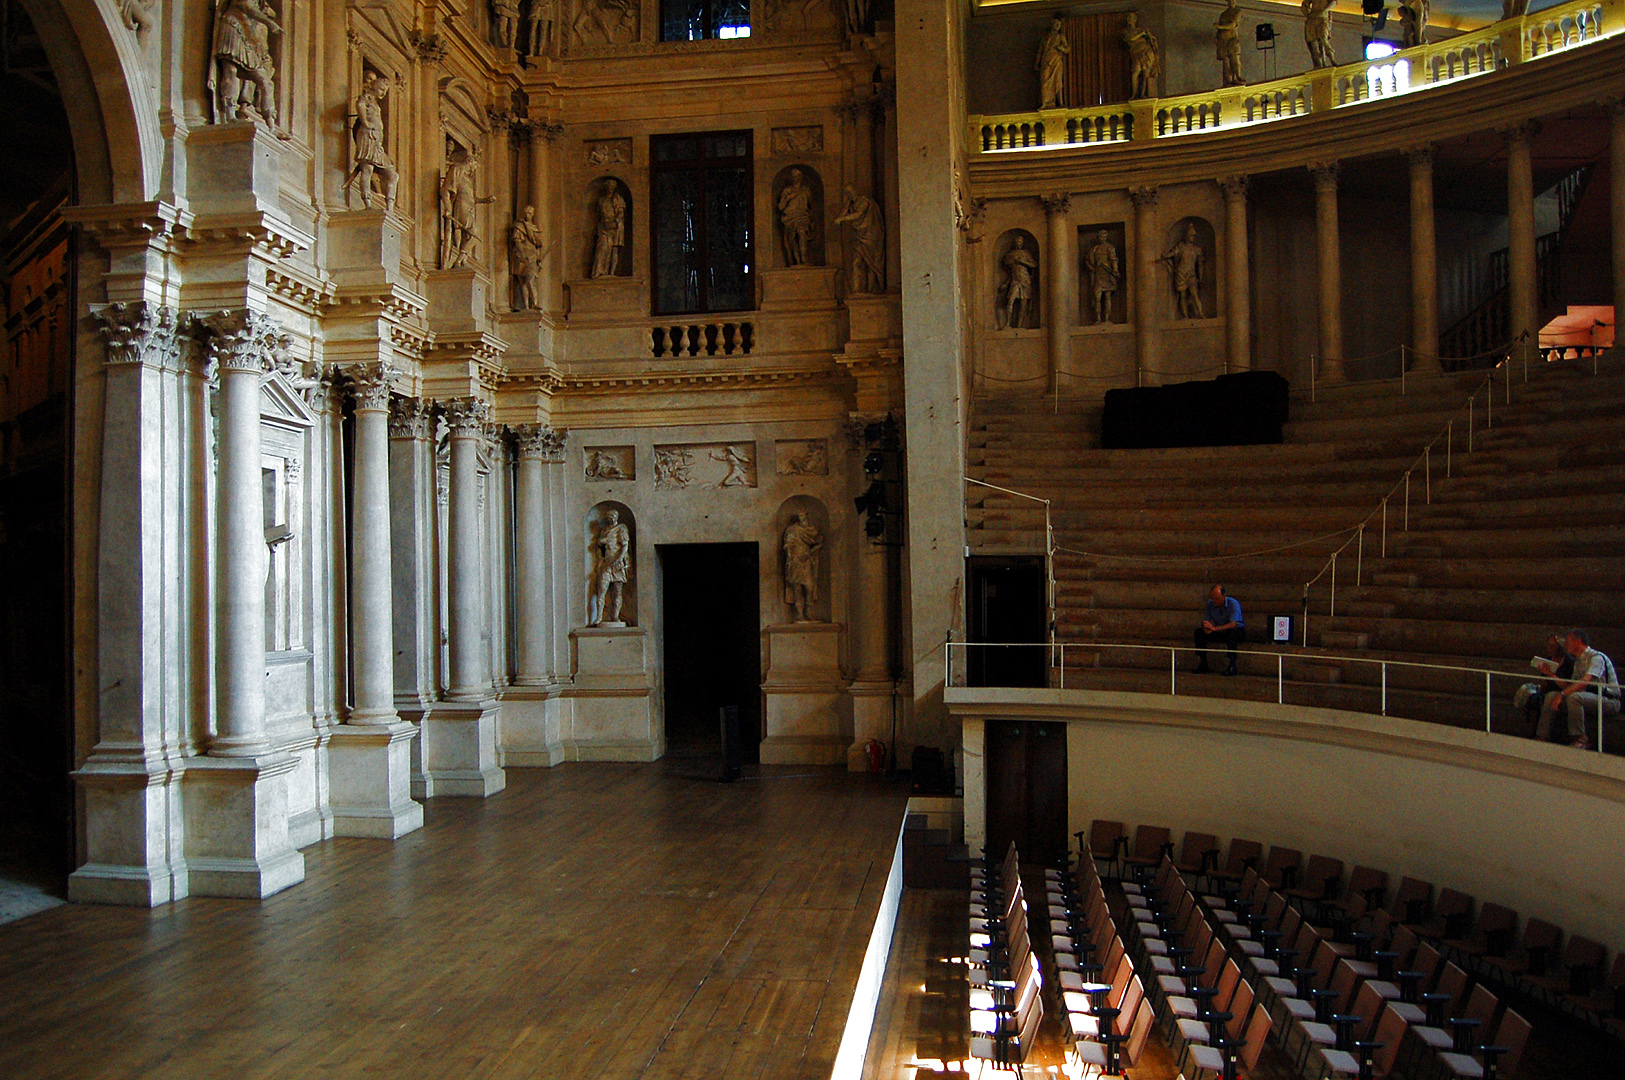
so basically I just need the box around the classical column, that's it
[443,397,490,700]
[1311,162,1345,382]
[1613,103,1625,339]
[388,396,438,721]
[1129,186,1159,385]
[347,363,400,722]
[1041,192,1073,394]
[203,310,280,757]
[1506,123,1539,365]
[1409,147,1441,372]
[1220,175,1251,372]
[511,424,564,685]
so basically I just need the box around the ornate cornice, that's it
[441,396,491,437]
[512,423,567,462]
[347,361,400,411]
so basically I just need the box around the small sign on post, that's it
[1272,615,1294,644]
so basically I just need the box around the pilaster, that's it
[1310,162,1345,383]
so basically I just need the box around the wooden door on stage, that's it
[985,719,1068,867]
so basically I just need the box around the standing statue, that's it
[1502,0,1529,18]
[1036,15,1070,110]
[998,235,1037,330]
[1162,223,1206,319]
[1303,0,1336,69]
[778,168,814,267]
[1215,0,1244,87]
[509,205,549,310]
[1398,0,1429,48]
[781,513,824,623]
[588,509,631,627]
[439,142,490,269]
[845,0,872,35]
[492,0,519,47]
[834,186,885,294]
[208,0,281,126]
[524,0,555,56]
[344,73,398,212]
[590,180,626,278]
[1084,230,1120,325]
[1122,13,1161,100]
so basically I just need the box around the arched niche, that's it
[993,228,1041,330]
[1163,216,1217,321]
[585,500,637,626]
[771,164,825,269]
[584,175,633,278]
[773,496,832,625]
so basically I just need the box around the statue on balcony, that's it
[1122,13,1161,100]
[1162,223,1206,319]
[1036,15,1070,110]
[1215,0,1244,87]
[1084,230,1120,325]
[1303,0,1336,69]
[524,0,556,55]
[1398,0,1429,48]
[835,186,885,294]
[997,235,1037,330]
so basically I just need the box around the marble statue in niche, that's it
[654,447,693,489]
[590,179,626,278]
[524,0,556,55]
[493,0,519,47]
[509,205,549,310]
[1084,229,1121,325]
[1398,0,1429,47]
[778,168,815,267]
[1036,15,1070,110]
[588,509,631,627]
[440,139,491,269]
[345,72,399,212]
[711,444,752,487]
[844,0,872,35]
[781,513,824,623]
[835,186,884,294]
[1215,0,1244,87]
[1162,223,1206,319]
[585,447,628,480]
[1303,0,1336,68]
[1123,13,1160,100]
[997,235,1038,330]
[209,0,281,126]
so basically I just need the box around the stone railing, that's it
[649,320,755,358]
[969,0,1617,154]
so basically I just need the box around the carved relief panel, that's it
[653,442,757,489]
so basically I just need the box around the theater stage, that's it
[0,758,909,1080]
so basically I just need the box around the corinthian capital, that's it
[1128,186,1159,208]
[1039,191,1071,215]
[441,396,490,437]
[388,396,434,439]
[195,309,288,375]
[346,361,400,412]
[90,301,183,369]
[513,423,567,462]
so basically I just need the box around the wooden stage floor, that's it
[0,756,910,1080]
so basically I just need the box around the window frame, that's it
[649,129,756,318]
[659,0,751,42]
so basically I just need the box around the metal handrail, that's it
[945,640,1615,753]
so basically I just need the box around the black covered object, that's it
[1100,370,1290,449]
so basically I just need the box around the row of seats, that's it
[968,842,1044,1074]
[1086,820,1624,1039]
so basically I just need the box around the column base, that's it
[497,684,569,767]
[68,756,188,906]
[182,754,306,899]
[328,722,425,838]
[420,700,507,797]
[847,678,896,772]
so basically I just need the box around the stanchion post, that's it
[1381,663,1388,715]
[1277,655,1283,704]
[1170,649,1177,696]
[1485,670,1492,733]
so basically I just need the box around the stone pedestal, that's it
[497,684,568,767]
[761,621,849,765]
[566,276,646,317]
[847,679,895,772]
[328,723,424,837]
[424,268,490,334]
[67,761,187,906]
[182,754,306,899]
[419,700,506,797]
[327,209,411,291]
[567,626,658,760]
[760,265,839,310]
[846,293,902,344]
[185,120,284,216]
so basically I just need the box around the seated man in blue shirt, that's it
[1193,584,1244,675]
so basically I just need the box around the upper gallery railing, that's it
[970,0,1617,154]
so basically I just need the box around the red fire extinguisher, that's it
[866,738,886,773]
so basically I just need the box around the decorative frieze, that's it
[776,439,829,476]
[771,126,825,155]
[652,441,756,489]
[585,444,633,479]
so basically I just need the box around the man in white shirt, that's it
[1536,628,1620,750]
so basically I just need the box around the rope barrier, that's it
[1051,525,1360,564]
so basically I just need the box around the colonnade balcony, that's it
[970,0,1617,156]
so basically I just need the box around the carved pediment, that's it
[261,371,316,428]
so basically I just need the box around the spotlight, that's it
[865,513,887,538]
[854,481,888,517]
[864,451,885,475]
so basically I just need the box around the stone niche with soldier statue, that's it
[568,500,657,761]
[760,496,848,765]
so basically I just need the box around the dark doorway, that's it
[967,556,1047,688]
[660,543,761,758]
[984,719,1068,866]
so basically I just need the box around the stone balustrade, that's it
[650,320,755,358]
[969,0,1618,155]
